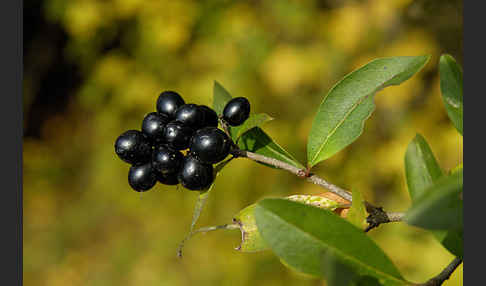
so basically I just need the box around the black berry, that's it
[222,97,250,126]
[141,112,170,144]
[163,121,194,150]
[189,127,231,164]
[115,130,152,165]
[199,105,219,128]
[174,104,205,128]
[128,163,157,191]
[178,156,214,190]
[156,172,179,185]
[156,91,185,118]
[152,145,183,175]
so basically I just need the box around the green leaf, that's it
[405,134,443,202]
[307,56,430,167]
[322,251,358,286]
[353,276,383,286]
[254,198,407,285]
[229,113,274,141]
[347,190,367,229]
[439,54,463,135]
[440,229,463,258]
[213,81,233,115]
[404,134,462,257]
[238,127,305,169]
[434,228,463,259]
[405,170,463,230]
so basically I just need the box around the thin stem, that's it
[231,148,353,202]
[387,212,405,222]
[219,117,231,138]
[418,257,462,286]
[231,148,408,232]
[177,223,240,258]
[194,224,240,233]
[223,120,403,231]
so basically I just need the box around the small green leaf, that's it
[405,170,463,230]
[213,81,233,115]
[347,190,367,229]
[307,56,430,167]
[439,54,463,135]
[404,134,462,257]
[238,127,305,169]
[229,113,274,141]
[255,198,407,285]
[405,134,443,202]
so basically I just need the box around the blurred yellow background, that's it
[24,0,462,285]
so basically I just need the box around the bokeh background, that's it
[23,0,463,285]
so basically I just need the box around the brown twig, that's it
[417,257,462,286]
[364,202,405,232]
[230,148,353,202]
[222,120,404,230]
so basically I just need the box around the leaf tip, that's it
[412,133,424,141]
[439,53,454,62]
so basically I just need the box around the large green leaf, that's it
[254,199,407,285]
[229,113,274,141]
[307,56,430,167]
[238,127,305,169]
[404,134,462,257]
[213,81,233,115]
[439,54,463,135]
[405,134,444,201]
[405,170,463,230]
[353,276,383,286]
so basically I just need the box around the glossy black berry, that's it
[222,97,250,126]
[115,130,152,165]
[178,156,214,190]
[156,172,179,185]
[141,112,170,144]
[163,121,194,150]
[189,127,231,164]
[199,105,219,128]
[174,104,205,128]
[152,145,183,175]
[156,91,185,118]
[128,163,157,191]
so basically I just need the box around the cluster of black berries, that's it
[114,91,251,192]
